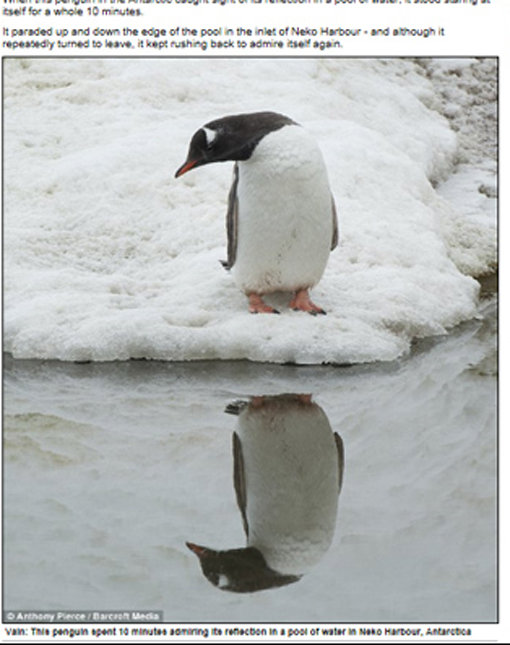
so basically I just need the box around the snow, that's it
[3,58,497,364]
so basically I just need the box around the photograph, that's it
[3,57,497,624]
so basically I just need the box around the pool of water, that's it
[3,301,497,623]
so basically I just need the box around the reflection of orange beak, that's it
[186,542,208,557]
[175,159,198,178]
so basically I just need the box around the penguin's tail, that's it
[225,400,249,416]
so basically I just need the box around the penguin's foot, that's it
[290,289,326,315]
[248,293,280,314]
[250,396,266,408]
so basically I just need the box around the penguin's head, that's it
[186,541,301,593]
[175,111,296,178]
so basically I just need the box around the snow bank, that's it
[3,58,496,364]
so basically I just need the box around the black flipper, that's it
[223,163,239,270]
[334,432,345,493]
[331,195,339,251]
[232,431,249,538]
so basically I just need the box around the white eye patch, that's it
[203,127,217,147]
[217,574,230,589]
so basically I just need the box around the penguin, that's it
[175,112,338,315]
[186,394,344,593]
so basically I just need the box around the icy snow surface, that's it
[3,58,497,364]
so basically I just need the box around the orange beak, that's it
[175,159,198,178]
[186,542,209,557]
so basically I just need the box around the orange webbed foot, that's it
[248,293,280,315]
[289,289,326,315]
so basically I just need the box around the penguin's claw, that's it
[250,308,280,315]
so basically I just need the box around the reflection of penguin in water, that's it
[187,394,344,593]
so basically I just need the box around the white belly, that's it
[237,398,340,575]
[231,126,334,295]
